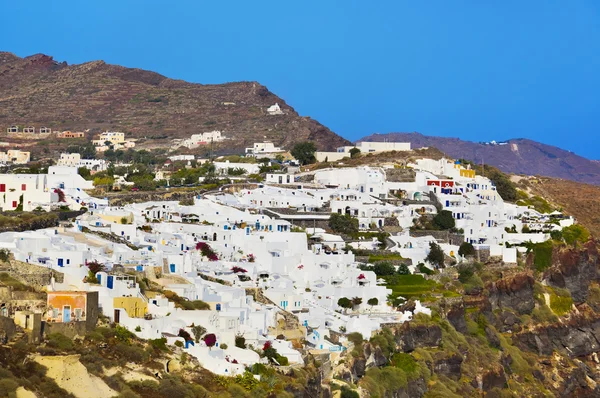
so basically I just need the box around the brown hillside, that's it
[522,177,600,236]
[0,52,350,152]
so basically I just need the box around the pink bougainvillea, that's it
[262,341,272,351]
[247,254,255,263]
[196,242,218,261]
[297,265,304,270]
[231,266,248,273]
[358,274,366,280]
[203,333,216,349]
[54,188,66,202]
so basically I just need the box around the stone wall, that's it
[44,320,88,338]
[0,316,16,343]
[0,260,64,289]
[409,230,464,245]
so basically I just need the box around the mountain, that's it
[0,52,350,151]
[359,132,600,185]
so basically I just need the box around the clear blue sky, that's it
[3,1,600,158]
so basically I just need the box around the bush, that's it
[148,338,169,352]
[341,386,360,398]
[220,343,228,350]
[235,335,247,349]
[115,343,149,363]
[347,332,363,346]
[47,333,74,351]
[115,325,134,343]
[397,263,410,275]
[174,340,184,348]
[0,378,19,394]
[373,261,395,276]
[562,224,590,247]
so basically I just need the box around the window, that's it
[74,308,82,320]
[21,184,26,191]
[0,184,4,192]
[11,201,16,208]
[370,188,373,192]
[52,308,59,318]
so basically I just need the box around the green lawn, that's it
[384,274,446,299]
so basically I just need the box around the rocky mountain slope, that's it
[0,52,350,151]
[360,132,600,185]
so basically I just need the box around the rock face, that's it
[0,52,350,152]
[487,273,535,314]
[544,243,599,304]
[514,311,600,357]
[433,353,463,380]
[393,322,443,352]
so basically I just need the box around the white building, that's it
[180,131,225,149]
[267,103,284,115]
[245,142,284,157]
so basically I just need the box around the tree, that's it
[191,325,207,343]
[78,167,91,180]
[432,210,455,230]
[349,147,361,158]
[203,333,216,350]
[458,242,475,257]
[351,297,363,308]
[426,241,445,269]
[562,224,590,247]
[337,297,352,313]
[291,142,317,165]
[397,263,410,275]
[373,261,395,276]
[329,213,359,235]
[367,297,378,310]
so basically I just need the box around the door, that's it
[57,258,63,267]
[63,306,71,322]
[114,309,120,324]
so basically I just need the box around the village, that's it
[0,131,577,382]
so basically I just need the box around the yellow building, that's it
[459,169,476,178]
[98,209,134,224]
[113,297,147,318]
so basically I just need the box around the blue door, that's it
[107,276,114,289]
[170,264,176,273]
[57,258,63,267]
[97,274,102,284]
[63,306,71,322]
[216,304,221,311]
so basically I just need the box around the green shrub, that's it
[0,378,19,394]
[347,332,363,346]
[340,385,360,398]
[549,287,573,316]
[174,340,184,348]
[47,333,74,351]
[114,325,135,343]
[390,353,417,373]
[148,338,169,352]
[115,343,149,363]
[220,343,228,350]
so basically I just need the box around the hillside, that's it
[0,52,350,152]
[520,176,600,237]
[360,132,600,185]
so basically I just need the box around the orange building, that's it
[46,291,99,328]
[57,131,85,139]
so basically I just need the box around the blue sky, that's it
[2,1,600,158]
